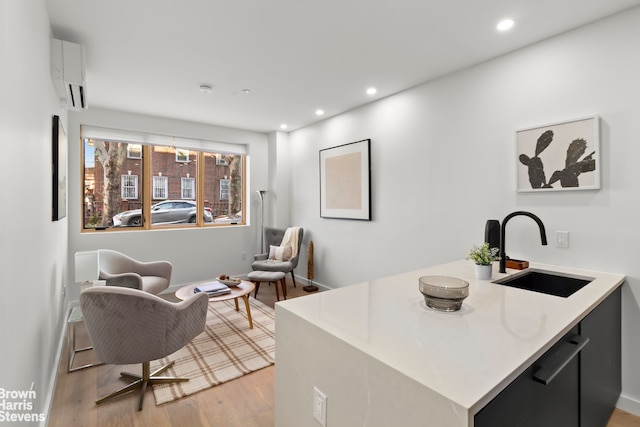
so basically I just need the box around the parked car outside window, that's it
[113,200,213,226]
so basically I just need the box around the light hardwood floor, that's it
[48,280,640,426]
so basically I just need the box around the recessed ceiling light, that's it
[241,89,251,94]
[366,87,377,95]
[280,124,288,130]
[497,19,514,31]
[199,84,214,94]
[315,109,324,116]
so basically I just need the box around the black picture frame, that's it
[319,139,371,220]
[52,115,67,221]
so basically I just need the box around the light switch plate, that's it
[313,386,327,426]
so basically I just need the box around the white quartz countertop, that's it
[276,260,625,414]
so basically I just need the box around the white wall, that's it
[66,108,270,302]
[285,6,640,413]
[0,0,68,424]
[266,131,292,229]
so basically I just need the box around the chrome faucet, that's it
[499,211,548,273]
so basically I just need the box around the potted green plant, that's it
[466,243,500,280]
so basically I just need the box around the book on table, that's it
[194,281,231,296]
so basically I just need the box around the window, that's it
[121,174,138,199]
[216,155,228,165]
[81,126,246,230]
[153,175,168,200]
[127,144,142,159]
[220,179,230,200]
[176,149,189,163]
[203,153,242,220]
[181,177,195,199]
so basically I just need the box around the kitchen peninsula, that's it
[274,260,625,426]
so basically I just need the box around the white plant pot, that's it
[475,264,492,280]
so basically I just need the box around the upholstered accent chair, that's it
[98,249,172,294]
[79,286,209,410]
[252,227,304,288]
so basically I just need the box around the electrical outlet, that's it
[240,252,247,261]
[313,386,327,426]
[556,231,570,248]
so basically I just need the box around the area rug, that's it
[151,297,275,405]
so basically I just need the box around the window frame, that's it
[80,130,247,232]
[220,178,230,200]
[152,175,168,200]
[176,149,189,163]
[216,155,228,165]
[121,174,139,199]
[126,143,142,159]
[181,176,195,200]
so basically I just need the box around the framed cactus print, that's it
[516,116,600,192]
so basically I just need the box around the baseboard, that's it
[617,393,640,416]
[292,274,331,292]
[41,301,76,427]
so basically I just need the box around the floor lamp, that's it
[257,190,267,253]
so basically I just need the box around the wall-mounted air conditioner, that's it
[51,38,87,110]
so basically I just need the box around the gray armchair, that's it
[98,249,172,294]
[252,227,304,288]
[79,286,209,410]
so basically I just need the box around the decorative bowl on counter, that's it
[418,275,469,312]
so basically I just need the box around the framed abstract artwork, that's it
[52,115,67,221]
[320,139,371,220]
[516,116,600,192]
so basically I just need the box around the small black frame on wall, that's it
[52,115,67,221]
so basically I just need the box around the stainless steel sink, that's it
[492,269,594,298]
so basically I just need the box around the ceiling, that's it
[45,0,640,134]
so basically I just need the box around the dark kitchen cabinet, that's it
[475,287,621,427]
[580,286,622,427]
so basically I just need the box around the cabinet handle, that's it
[533,335,590,385]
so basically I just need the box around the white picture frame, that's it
[516,116,600,192]
[319,139,371,220]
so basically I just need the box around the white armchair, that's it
[98,249,172,294]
